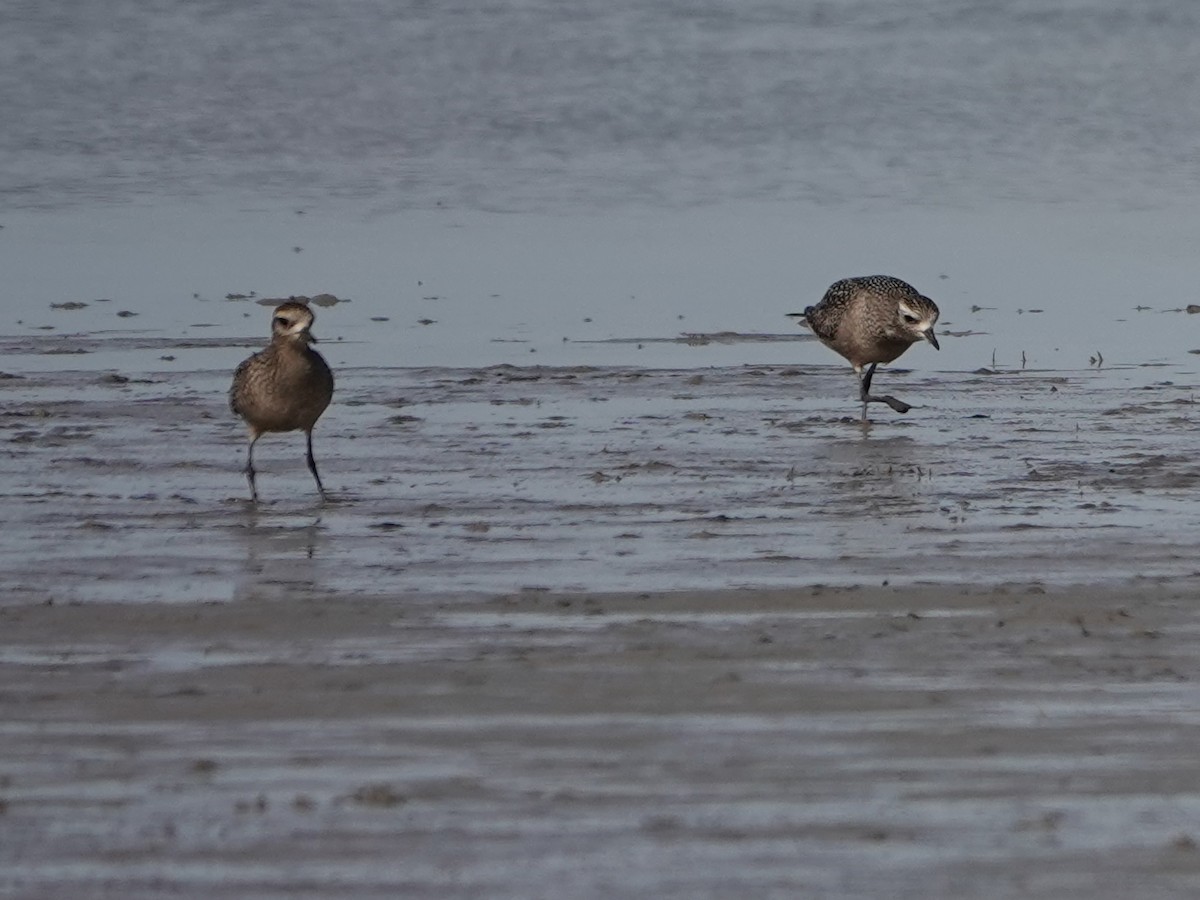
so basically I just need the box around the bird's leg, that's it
[305,430,328,502]
[858,363,876,422]
[244,433,261,503]
[856,365,872,423]
[859,362,876,398]
[857,363,912,419]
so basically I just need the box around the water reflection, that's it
[231,508,327,602]
[818,435,935,518]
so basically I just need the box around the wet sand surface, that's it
[3,342,1200,897]
[3,344,1200,599]
[4,583,1200,899]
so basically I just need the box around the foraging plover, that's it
[788,275,939,422]
[230,301,334,502]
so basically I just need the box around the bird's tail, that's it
[785,307,813,322]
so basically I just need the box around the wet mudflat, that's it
[4,583,1200,899]
[3,347,1200,897]
[2,349,1200,600]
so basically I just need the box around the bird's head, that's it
[271,301,318,343]
[894,295,939,350]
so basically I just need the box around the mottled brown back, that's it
[802,276,938,369]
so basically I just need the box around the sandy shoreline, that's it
[4,581,1200,898]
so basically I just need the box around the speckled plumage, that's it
[230,301,334,502]
[790,275,939,421]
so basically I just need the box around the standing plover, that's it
[788,275,939,422]
[230,301,334,502]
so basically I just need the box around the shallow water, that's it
[5,0,1200,212]
[5,201,1200,375]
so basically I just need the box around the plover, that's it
[788,275,939,422]
[230,301,335,502]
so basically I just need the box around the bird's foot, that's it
[861,393,911,415]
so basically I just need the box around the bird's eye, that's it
[902,314,919,324]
